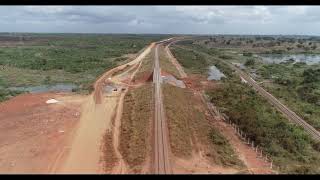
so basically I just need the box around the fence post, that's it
[251,141,254,149]
[265,154,268,162]
[255,146,258,153]
[260,149,263,157]
[270,160,273,169]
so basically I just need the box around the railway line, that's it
[173,44,320,142]
[235,68,320,141]
[152,43,172,174]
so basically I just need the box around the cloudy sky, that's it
[1,6,320,35]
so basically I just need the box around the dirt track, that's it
[55,43,155,174]
[166,42,274,174]
[166,41,187,78]
[0,42,155,174]
[152,44,172,174]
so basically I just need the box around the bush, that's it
[244,58,255,66]
[207,79,320,173]
[218,55,232,60]
[243,52,253,57]
[303,68,320,83]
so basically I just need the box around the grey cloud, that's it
[0,6,320,35]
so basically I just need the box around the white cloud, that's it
[0,6,319,35]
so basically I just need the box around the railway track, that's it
[176,44,320,142]
[235,68,320,141]
[152,44,172,174]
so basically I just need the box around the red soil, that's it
[0,92,82,173]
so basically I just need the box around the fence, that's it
[200,91,280,173]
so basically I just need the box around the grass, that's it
[170,46,209,74]
[172,41,320,173]
[207,79,320,173]
[208,129,244,167]
[0,88,23,102]
[119,83,153,173]
[256,63,320,131]
[133,47,154,82]
[162,84,193,158]
[158,45,181,78]
[162,83,243,168]
[0,34,167,99]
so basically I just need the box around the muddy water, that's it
[8,84,78,93]
[259,54,320,65]
[207,65,226,81]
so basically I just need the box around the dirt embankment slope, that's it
[164,42,274,174]
[56,43,155,174]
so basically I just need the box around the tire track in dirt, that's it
[111,58,146,174]
[52,43,154,174]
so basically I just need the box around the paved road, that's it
[152,44,172,174]
[176,45,320,142]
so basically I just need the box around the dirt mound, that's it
[131,71,153,84]
[183,74,217,91]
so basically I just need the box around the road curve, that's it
[152,44,172,174]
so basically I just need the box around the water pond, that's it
[8,83,78,93]
[208,65,226,81]
[259,54,320,65]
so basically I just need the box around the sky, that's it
[1,6,320,35]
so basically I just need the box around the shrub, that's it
[244,58,255,66]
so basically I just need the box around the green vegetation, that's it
[193,35,320,54]
[0,34,166,100]
[209,129,244,168]
[257,63,320,131]
[170,46,209,74]
[119,83,153,173]
[207,78,320,173]
[244,58,255,67]
[158,45,181,78]
[0,88,23,102]
[172,40,320,173]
